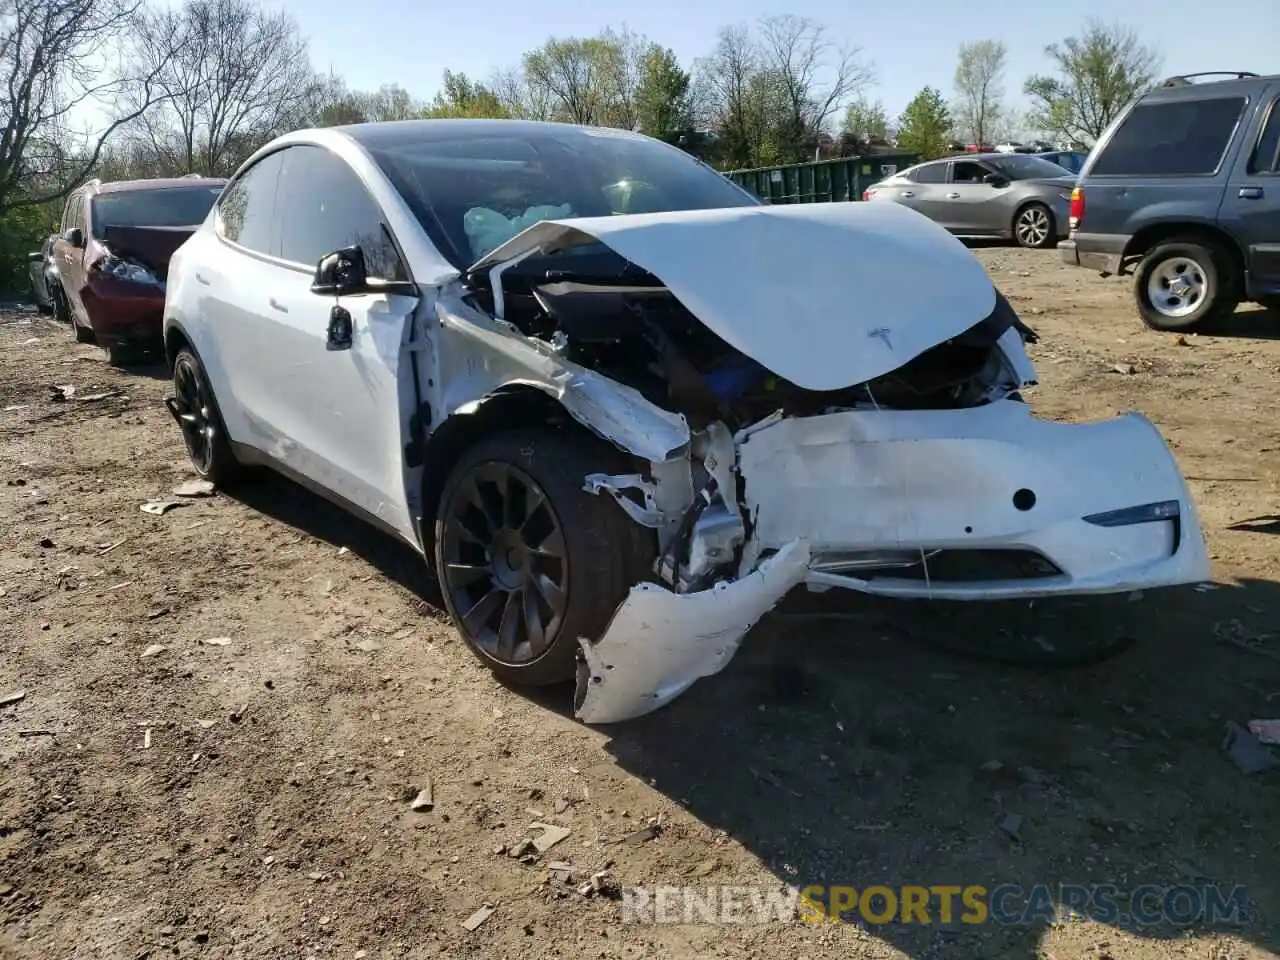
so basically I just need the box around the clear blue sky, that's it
[289,0,1279,124]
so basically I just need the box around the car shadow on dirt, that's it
[596,579,1280,958]
[1206,304,1280,340]
[220,471,443,606]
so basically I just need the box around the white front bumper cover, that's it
[573,400,1209,725]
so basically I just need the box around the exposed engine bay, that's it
[466,242,1040,430]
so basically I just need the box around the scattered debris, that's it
[998,813,1024,842]
[75,390,125,402]
[748,766,803,797]
[460,905,495,932]
[547,860,573,883]
[530,822,571,853]
[1247,719,1280,745]
[146,607,171,620]
[38,537,54,548]
[507,839,535,858]
[143,728,152,749]
[230,703,249,723]
[173,479,216,498]
[201,636,232,647]
[196,719,217,729]
[141,644,167,659]
[1175,335,1191,347]
[98,538,128,554]
[17,730,55,738]
[410,781,434,812]
[354,636,383,652]
[619,823,659,845]
[337,546,350,556]
[140,500,190,516]
[48,384,76,401]
[1223,721,1278,775]
[1110,363,1136,375]
[0,690,25,709]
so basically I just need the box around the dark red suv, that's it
[51,176,227,363]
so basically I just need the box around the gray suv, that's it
[1060,71,1280,331]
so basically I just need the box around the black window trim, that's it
[946,158,998,184]
[1247,94,1280,176]
[214,146,290,268]
[216,142,415,285]
[272,143,413,283]
[1094,94,1251,179]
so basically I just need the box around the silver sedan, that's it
[863,153,1077,249]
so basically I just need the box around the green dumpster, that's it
[725,154,919,203]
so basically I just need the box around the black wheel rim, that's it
[174,356,215,474]
[440,462,569,665]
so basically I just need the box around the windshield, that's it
[984,155,1075,180]
[362,126,760,267]
[90,185,224,236]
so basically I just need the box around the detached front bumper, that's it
[573,400,1209,725]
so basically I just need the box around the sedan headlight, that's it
[1082,500,1180,527]
[96,256,162,286]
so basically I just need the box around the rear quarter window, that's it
[1091,96,1248,176]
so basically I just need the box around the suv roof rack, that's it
[1157,71,1259,87]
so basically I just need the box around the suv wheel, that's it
[434,428,656,687]
[1135,238,1238,332]
[1013,203,1056,249]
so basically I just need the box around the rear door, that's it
[884,161,948,216]
[1079,90,1249,247]
[1218,83,1280,301]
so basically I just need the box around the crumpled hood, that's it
[470,201,997,392]
[100,224,196,276]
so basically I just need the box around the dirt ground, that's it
[2,247,1279,960]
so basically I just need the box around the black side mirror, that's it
[26,251,44,263]
[982,173,1009,188]
[311,246,369,297]
[63,227,84,247]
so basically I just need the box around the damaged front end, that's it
[451,203,1114,724]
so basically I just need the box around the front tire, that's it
[172,347,238,485]
[1134,238,1238,332]
[1013,203,1056,249]
[433,428,655,687]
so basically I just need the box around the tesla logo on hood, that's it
[867,327,893,349]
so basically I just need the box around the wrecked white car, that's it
[161,120,1211,724]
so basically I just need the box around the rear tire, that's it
[172,347,239,485]
[1013,202,1057,249]
[433,428,656,687]
[1134,238,1238,332]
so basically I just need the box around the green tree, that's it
[953,39,1007,146]
[635,46,692,142]
[841,96,888,147]
[897,86,952,160]
[1024,20,1160,146]
[421,70,508,119]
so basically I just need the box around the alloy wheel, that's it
[1016,207,1050,247]
[1147,256,1208,319]
[440,461,570,665]
[173,355,216,474]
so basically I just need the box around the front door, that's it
[263,143,421,543]
[1220,85,1280,301]
[936,160,1008,235]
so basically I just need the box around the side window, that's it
[951,161,989,184]
[910,163,946,184]
[1092,97,1247,176]
[60,194,76,232]
[216,150,285,255]
[276,145,406,280]
[1247,98,1280,174]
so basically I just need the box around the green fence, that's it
[725,154,919,204]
